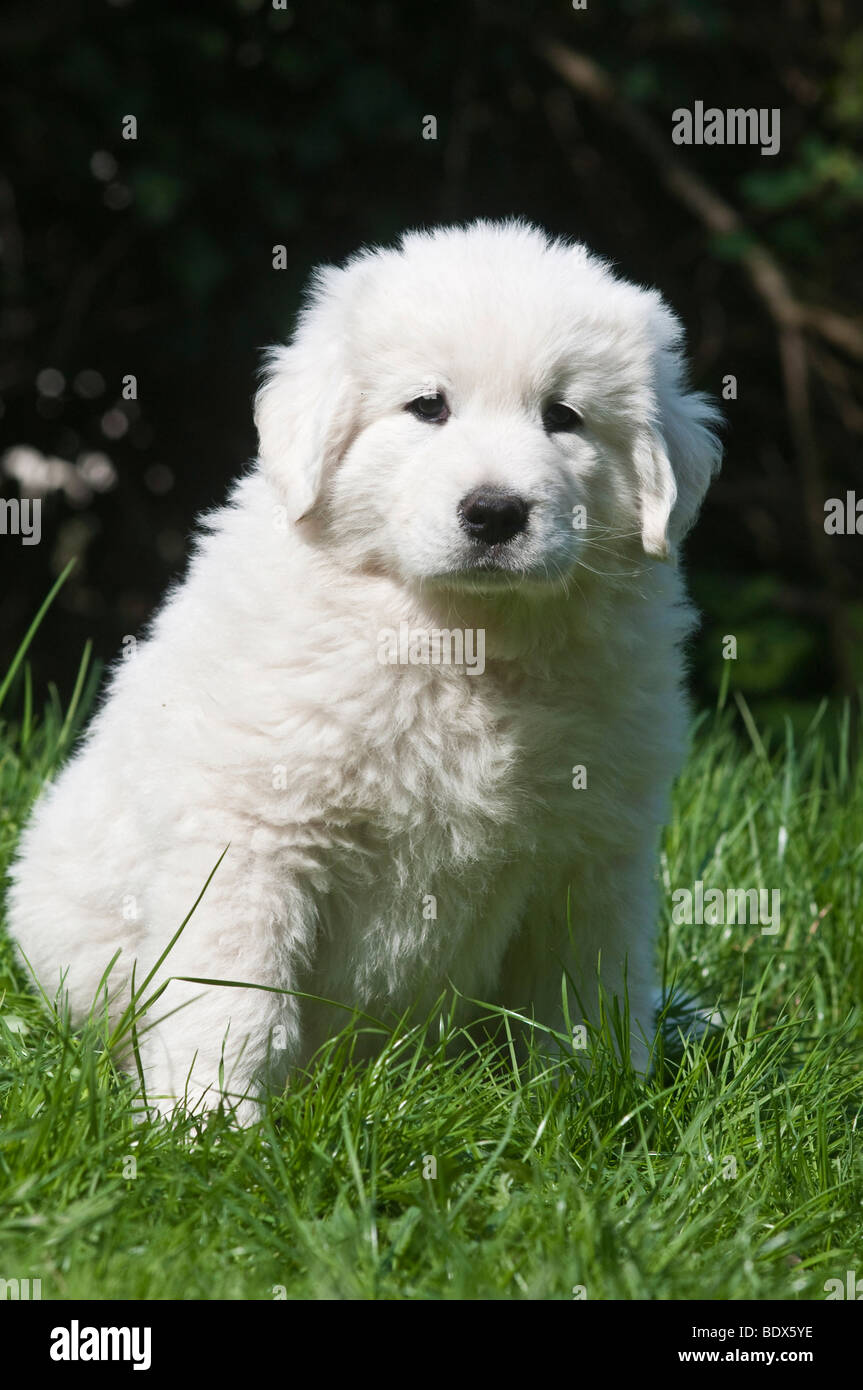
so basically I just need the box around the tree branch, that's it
[539,39,863,360]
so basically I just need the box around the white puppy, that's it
[8,221,721,1121]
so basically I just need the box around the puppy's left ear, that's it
[255,264,359,522]
[634,303,723,560]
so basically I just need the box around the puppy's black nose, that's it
[458,488,530,545]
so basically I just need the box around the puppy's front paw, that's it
[138,1082,264,1129]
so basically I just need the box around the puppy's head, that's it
[255,221,721,593]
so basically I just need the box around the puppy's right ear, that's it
[254,266,357,521]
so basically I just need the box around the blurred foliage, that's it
[0,0,861,730]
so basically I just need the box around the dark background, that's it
[1,0,861,730]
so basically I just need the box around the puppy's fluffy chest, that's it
[265,643,661,1014]
[248,610,668,880]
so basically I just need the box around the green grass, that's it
[0,636,861,1300]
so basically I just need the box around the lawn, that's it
[0,632,860,1300]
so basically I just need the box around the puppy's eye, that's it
[406,392,449,423]
[542,401,583,433]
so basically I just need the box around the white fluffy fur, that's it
[8,221,721,1122]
